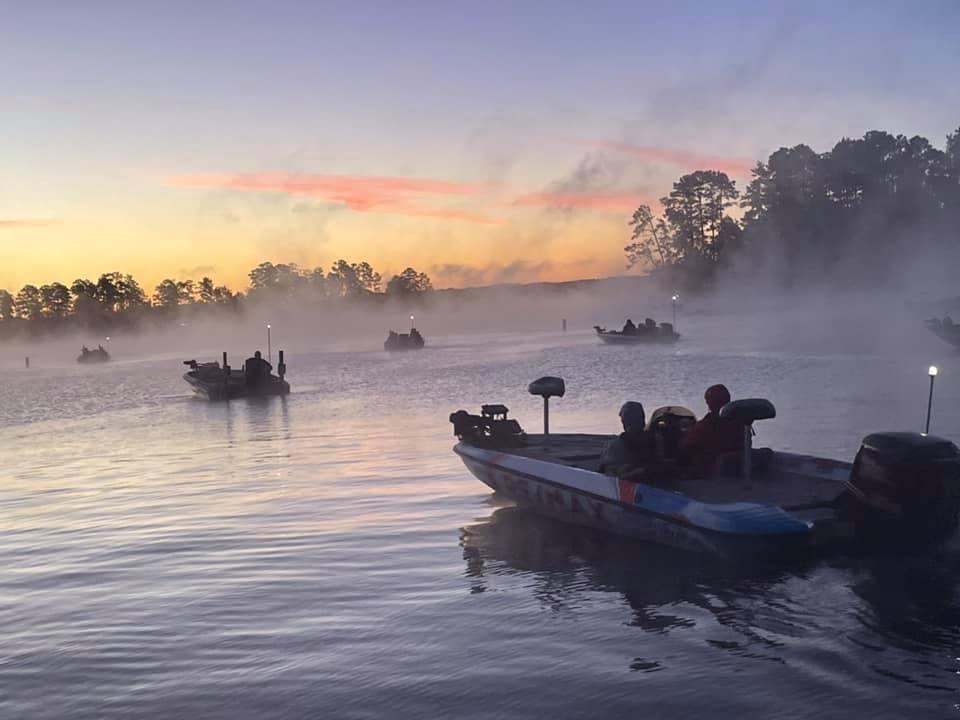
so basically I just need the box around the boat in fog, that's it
[594,318,679,344]
[449,377,960,555]
[385,327,425,351]
[183,351,290,401]
[77,345,110,364]
[926,317,960,349]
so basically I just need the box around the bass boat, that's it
[183,351,290,401]
[449,377,960,555]
[594,319,678,345]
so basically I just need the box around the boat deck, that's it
[511,433,847,509]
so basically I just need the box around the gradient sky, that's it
[1,0,958,291]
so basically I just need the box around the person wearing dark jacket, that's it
[244,350,272,387]
[601,401,654,476]
[681,384,743,474]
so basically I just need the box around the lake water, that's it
[2,324,960,718]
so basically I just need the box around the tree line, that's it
[0,261,434,339]
[626,125,960,290]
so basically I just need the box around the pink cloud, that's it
[566,139,755,177]
[511,190,655,212]
[0,219,60,228]
[170,172,499,223]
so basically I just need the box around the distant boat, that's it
[926,317,960,349]
[385,328,425,351]
[182,354,290,401]
[77,346,110,364]
[594,319,679,345]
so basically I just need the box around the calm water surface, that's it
[2,326,960,718]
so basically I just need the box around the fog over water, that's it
[2,282,960,718]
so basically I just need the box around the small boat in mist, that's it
[449,377,960,556]
[183,351,290,401]
[384,327,425,351]
[77,345,110,364]
[594,318,679,345]
[926,317,960,349]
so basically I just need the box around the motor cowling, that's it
[848,432,960,543]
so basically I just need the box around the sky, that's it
[1,0,958,292]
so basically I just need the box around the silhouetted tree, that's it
[386,267,433,296]
[15,285,43,320]
[662,170,739,265]
[40,282,72,318]
[625,171,740,288]
[353,261,382,293]
[212,285,237,304]
[625,205,673,270]
[198,277,216,304]
[247,262,310,299]
[328,259,382,296]
[0,290,14,321]
[153,279,181,309]
[176,280,196,304]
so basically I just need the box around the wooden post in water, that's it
[24,356,29,369]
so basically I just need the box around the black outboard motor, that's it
[848,432,960,543]
[450,406,526,448]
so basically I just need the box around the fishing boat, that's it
[594,319,679,345]
[926,317,960,349]
[77,345,110,364]
[182,351,290,401]
[384,328,425,351]
[449,377,960,555]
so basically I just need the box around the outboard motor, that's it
[848,432,960,543]
[449,405,526,448]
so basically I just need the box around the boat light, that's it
[929,365,939,377]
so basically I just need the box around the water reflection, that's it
[462,505,809,632]
[462,506,960,696]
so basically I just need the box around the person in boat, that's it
[97,344,105,352]
[600,401,654,476]
[680,384,743,474]
[622,319,636,334]
[81,345,89,355]
[244,350,273,387]
[410,327,423,343]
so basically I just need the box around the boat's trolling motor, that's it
[843,432,960,543]
[718,399,776,481]
[528,376,565,435]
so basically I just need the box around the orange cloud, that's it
[0,219,60,228]
[511,190,655,212]
[566,139,754,177]
[170,172,499,223]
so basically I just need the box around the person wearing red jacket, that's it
[681,384,743,475]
